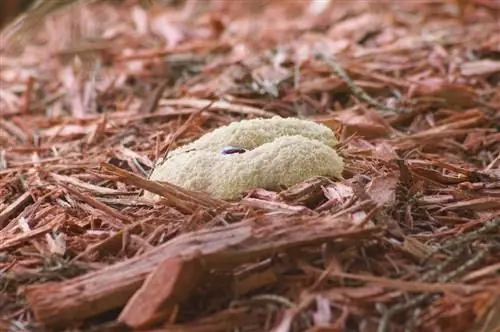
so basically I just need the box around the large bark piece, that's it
[24,215,380,327]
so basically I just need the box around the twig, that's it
[423,218,500,263]
[377,244,494,332]
[316,53,410,115]
[100,163,228,212]
[159,98,275,117]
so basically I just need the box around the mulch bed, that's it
[1,1,499,331]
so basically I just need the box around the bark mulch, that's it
[1,1,499,331]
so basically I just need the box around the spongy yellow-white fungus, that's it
[147,116,344,201]
[170,116,339,155]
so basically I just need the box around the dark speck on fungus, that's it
[220,146,248,155]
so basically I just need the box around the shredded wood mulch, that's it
[1,1,500,331]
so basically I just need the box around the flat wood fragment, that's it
[0,214,64,251]
[0,191,33,228]
[118,256,204,328]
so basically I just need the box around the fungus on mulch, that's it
[147,116,344,200]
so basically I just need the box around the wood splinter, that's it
[118,256,205,329]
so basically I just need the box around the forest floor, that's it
[1,1,499,331]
